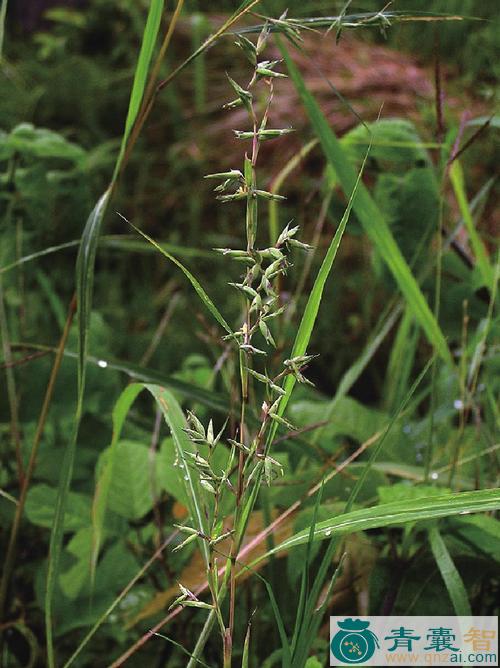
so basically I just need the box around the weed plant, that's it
[0,3,499,667]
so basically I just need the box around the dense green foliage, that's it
[0,2,498,667]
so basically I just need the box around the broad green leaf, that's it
[255,488,500,561]
[157,437,189,505]
[70,351,230,415]
[59,528,93,600]
[97,440,156,520]
[311,301,402,446]
[305,659,322,668]
[25,485,91,531]
[1,123,86,163]
[280,42,452,366]
[289,396,387,450]
[428,525,472,616]
[92,383,143,571]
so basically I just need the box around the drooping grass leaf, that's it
[0,237,215,275]
[144,384,210,566]
[121,215,233,336]
[428,525,472,616]
[45,189,110,667]
[255,488,500,560]
[76,190,111,396]
[280,41,452,366]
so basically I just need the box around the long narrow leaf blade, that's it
[280,42,452,366]
[255,488,500,559]
[113,0,165,181]
[45,189,110,667]
[428,525,472,616]
[449,160,493,289]
[275,148,369,429]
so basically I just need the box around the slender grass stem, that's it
[0,276,23,487]
[0,295,76,625]
[425,167,447,481]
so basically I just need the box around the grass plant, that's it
[0,3,498,667]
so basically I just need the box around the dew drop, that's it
[324,529,332,537]
[431,472,439,480]
[97,359,108,368]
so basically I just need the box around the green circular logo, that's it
[331,618,379,664]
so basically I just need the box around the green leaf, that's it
[2,123,86,163]
[270,138,369,439]
[25,485,91,531]
[290,396,387,449]
[122,216,233,336]
[143,384,210,566]
[97,440,156,521]
[453,514,500,562]
[280,41,452,366]
[254,488,500,561]
[76,190,111,397]
[91,383,143,572]
[85,353,230,415]
[157,437,189,506]
[112,0,165,181]
[0,0,7,59]
[59,528,93,600]
[377,482,452,504]
[311,301,402,446]
[428,525,472,616]
[450,160,493,289]
[305,658,322,668]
